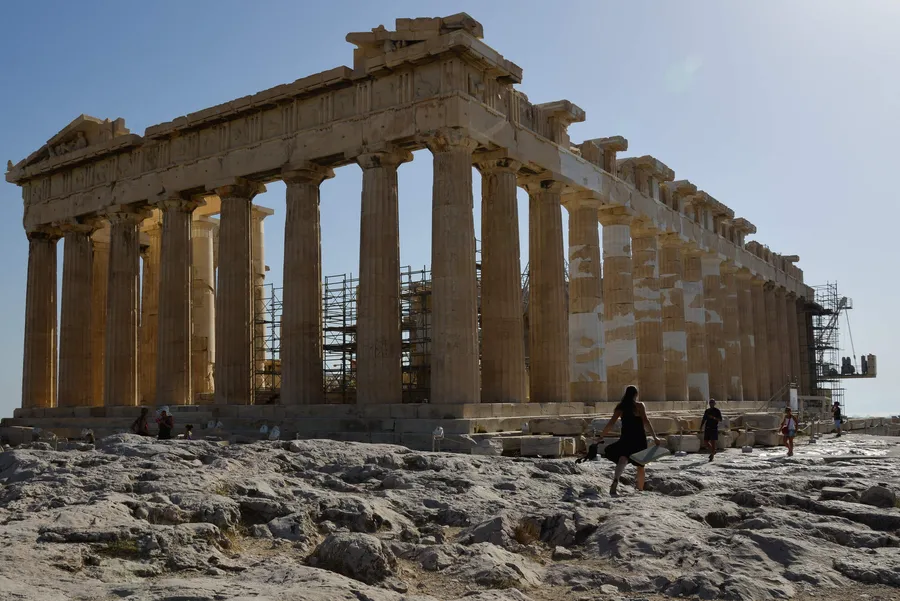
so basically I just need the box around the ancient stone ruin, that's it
[4,14,832,448]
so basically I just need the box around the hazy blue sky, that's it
[0,1,896,417]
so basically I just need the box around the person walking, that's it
[780,407,798,457]
[832,402,843,438]
[596,385,663,496]
[701,399,723,462]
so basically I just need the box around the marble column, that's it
[21,227,59,410]
[721,264,743,401]
[683,250,709,402]
[139,219,161,404]
[214,180,264,405]
[797,299,811,395]
[564,197,605,403]
[478,158,527,403]
[104,207,145,407]
[58,221,96,407]
[428,128,480,404]
[527,180,569,403]
[751,279,771,402]
[776,286,791,401]
[156,198,200,407]
[659,234,688,402]
[765,285,786,402]
[91,233,110,406]
[600,210,637,401]
[191,217,217,399]
[355,150,410,404]
[632,222,664,402]
[281,164,333,405]
[251,206,273,390]
[736,270,758,402]
[787,292,802,394]
[702,254,726,401]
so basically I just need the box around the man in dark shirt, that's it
[833,402,842,438]
[701,399,723,462]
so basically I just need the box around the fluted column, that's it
[786,292,801,395]
[251,206,273,390]
[766,285,785,402]
[564,197,605,402]
[477,158,527,403]
[22,227,60,409]
[58,221,96,407]
[104,207,145,407]
[140,219,161,404]
[91,233,110,406]
[191,217,217,399]
[527,179,569,403]
[281,164,334,405]
[156,197,201,406]
[600,210,637,401]
[684,250,709,402]
[751,279,771,402]
[354,150,410,404]
[797,299,811,395]
[632,222,664,402]
[701,254,726,401]
[659,234,688,402]
[736,270,757,402]
[428,128,480,404]
[214,180,264,405]
[775,286,791,401]
[721,264,743,401]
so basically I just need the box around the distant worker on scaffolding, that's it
[861,354,868,376]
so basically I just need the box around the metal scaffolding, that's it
[810,282,851,411]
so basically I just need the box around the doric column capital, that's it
[25,224,61,242]
[720,261,740,274]
[211,178,266,201]
[520,177,564,195]
[58,218,100,235]
[282,162,335,185]
[104,204,151,226]
[597,207,634,227]
[630,217,661,238]
[658,232,688,248]
[474,157,521,175]
[425,127,479,154]
[155,195,205,214]
[735,267,754,281]
[356,149,412,170]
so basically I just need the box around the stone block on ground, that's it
[755,431,781,447]
[677,417,702,433]
[589,418,620,436]
[0,426,34,446]
[526,417,588,436]
[734,431,755,447]
[649,416,678,434]
[716,432,734,450]
[743,412,781,430]
[560,437,576,456]
[520,436,563,457]
[470,438,503,456]
[667,434,701,453]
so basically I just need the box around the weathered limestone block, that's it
[677,417,702,433]
[470,438,503,456]
[743,413,781,431]
[648,416,677,434]
[527,418,589,436]
[734,430,755,447]
[520,436,563,457]
[560,437,576,456]
[716,432,734,450]
[589,418,621,435]
[754,431,781,446]
[667,434,701,453]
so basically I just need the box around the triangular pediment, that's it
[18,114,131,169]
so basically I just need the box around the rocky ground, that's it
[1,432,899,601]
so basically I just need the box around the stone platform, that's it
[2,400,782,451]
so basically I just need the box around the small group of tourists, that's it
[130,407,192,440]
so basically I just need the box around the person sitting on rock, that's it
[156,410,174,441]
[701,399,723,462]
[184,424,194,440]
[595,385,662,496]
[130,408,151,437]
[780,407,798,457]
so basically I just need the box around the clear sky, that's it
[0,1,896,417]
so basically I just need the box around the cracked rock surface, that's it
[0,433,898,600]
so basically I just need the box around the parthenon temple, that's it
[4,14,828,446]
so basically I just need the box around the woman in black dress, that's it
[595,385,662,496]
